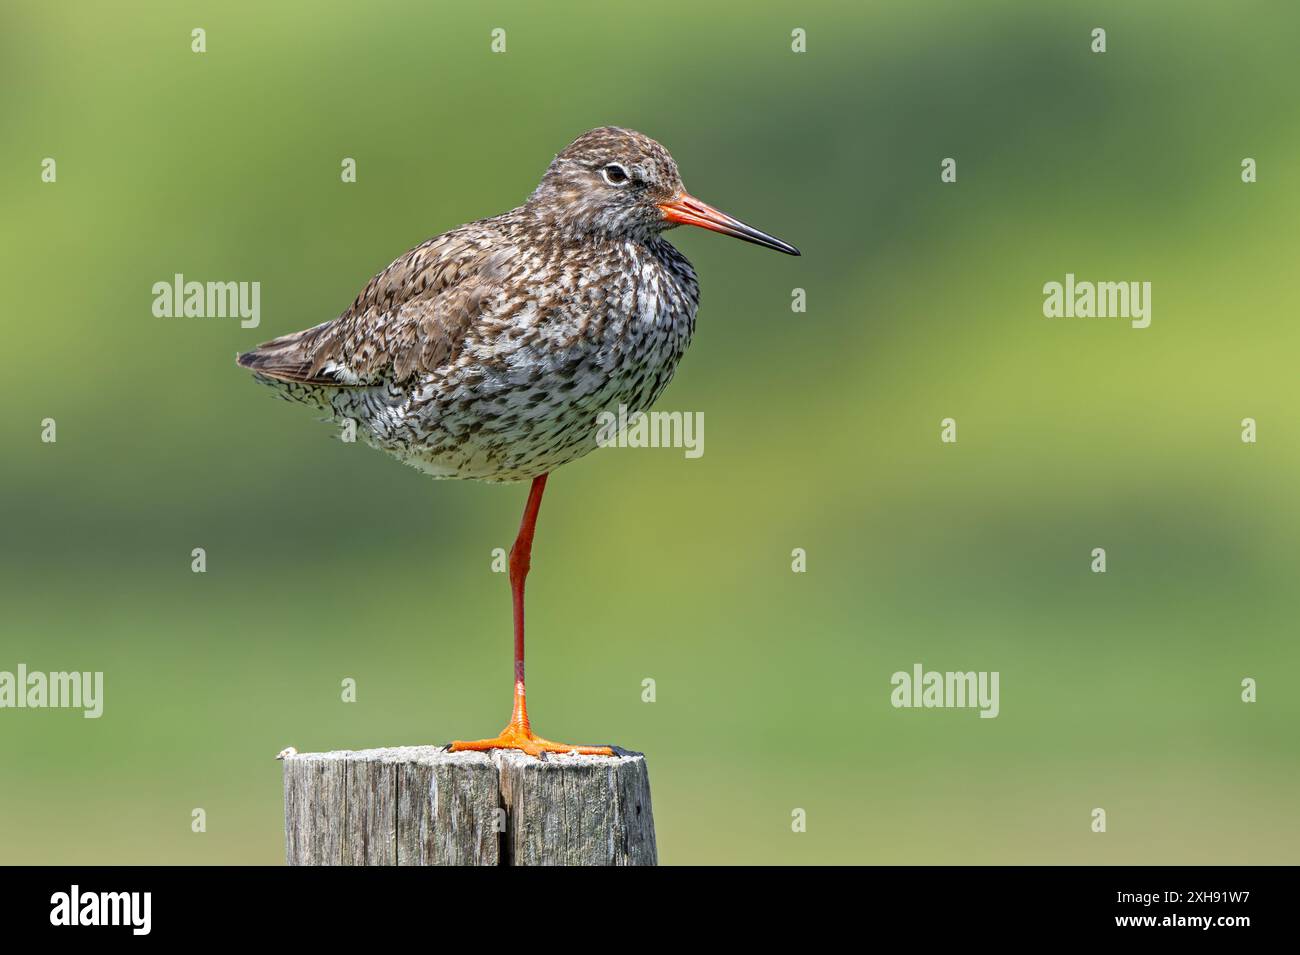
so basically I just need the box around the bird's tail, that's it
[236,324,348,414]
[235,325,328,384]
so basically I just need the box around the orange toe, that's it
[448,721,613,758]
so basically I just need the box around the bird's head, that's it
[529,126,799,255]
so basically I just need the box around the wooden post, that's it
[281,745,657,866]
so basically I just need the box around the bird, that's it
[236,127,798,757]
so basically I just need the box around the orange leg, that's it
[449,474,613,758]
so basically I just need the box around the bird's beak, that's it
[658,192,800,256]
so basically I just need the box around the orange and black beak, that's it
[658,193,800,256]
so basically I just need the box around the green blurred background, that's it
[2,0,1297,864]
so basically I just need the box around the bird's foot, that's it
[447,720,613,758]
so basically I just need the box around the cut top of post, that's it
[281,745,656,866]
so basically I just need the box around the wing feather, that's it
[236,223,516,387]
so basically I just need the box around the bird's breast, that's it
[347,238,700,482]
[491,239,698,368]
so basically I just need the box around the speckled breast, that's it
[335,238,700,482]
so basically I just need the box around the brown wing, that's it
[236,223,517,387]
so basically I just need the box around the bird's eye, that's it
[601,163,630,186]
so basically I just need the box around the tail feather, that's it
[236,325,354,386]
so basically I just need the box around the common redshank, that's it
[237,127,798,756]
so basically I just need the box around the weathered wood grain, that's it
[282,745,655,866]
[495,750,657,866]
[283,747,498,866]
